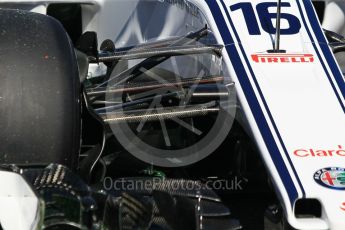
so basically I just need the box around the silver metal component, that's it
[95,92,181,113]
[92,44,223,63]
[191,83,234,98]
[92,100,121,105]
[274,0,282,51]
[86,76,225,96]
[192,92,229,97]
[101,104,219,123]
[329,42,345,53]
[93,27,210,89]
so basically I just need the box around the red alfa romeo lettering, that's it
[251,54,314,63]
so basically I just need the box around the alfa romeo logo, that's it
[99,39,237,167]
[314,167,345,190]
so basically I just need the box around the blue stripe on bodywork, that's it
[205,0,299,206]
[296,0,345,113]
[218,0,306,198]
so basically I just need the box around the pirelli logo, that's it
[251,53,314,63]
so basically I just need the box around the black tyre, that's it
[0,10,80,168]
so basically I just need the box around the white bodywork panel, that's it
[0,171,40,230]
[193,0,345,229]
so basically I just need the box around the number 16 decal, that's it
[230,2,301,35]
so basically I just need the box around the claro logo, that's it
[251,53,314,63]
[294,145,345,157]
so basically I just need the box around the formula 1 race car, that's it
[0,0,344,230]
